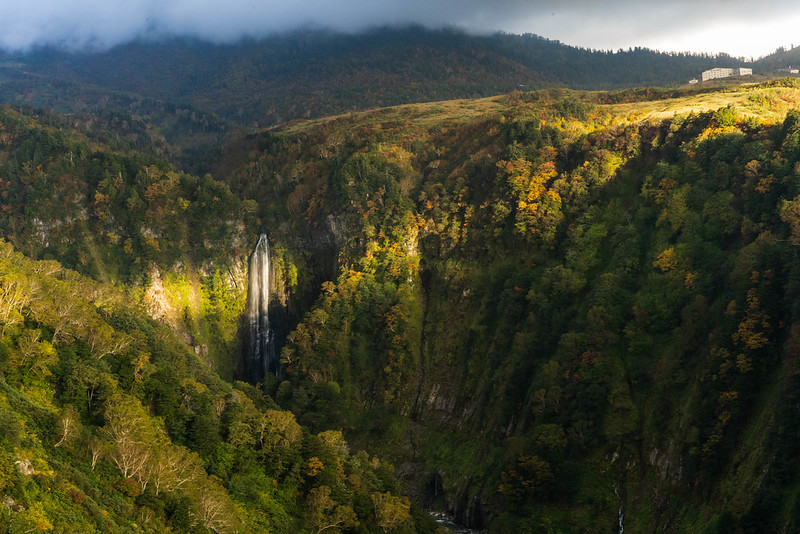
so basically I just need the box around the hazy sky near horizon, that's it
[1,0,798,58]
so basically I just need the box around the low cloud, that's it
[1,0,797,57]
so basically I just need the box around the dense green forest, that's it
[216,80,800,532]
[0,107,435,532]
[3,72,800,532]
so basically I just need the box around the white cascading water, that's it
[614,485,625,534]
[246,233,277,382]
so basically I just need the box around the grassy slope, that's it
[267,78,800,139]
[604,81,800,122]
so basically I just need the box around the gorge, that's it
[2,78,800,531]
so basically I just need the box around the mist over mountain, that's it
[3,0,797,58]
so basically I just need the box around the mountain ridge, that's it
[1,26,778,130]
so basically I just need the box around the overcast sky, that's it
[2,0,798,58]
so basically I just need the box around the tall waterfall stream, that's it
[245,233,278,382]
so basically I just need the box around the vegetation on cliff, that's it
[3,77,800,531]
[0,105,433,533]
[227,79,800,531]
[0,239,432,532]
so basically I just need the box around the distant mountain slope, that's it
[754,45,800,71]
[0,26,759,132]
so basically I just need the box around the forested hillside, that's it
[218,79,800,531]
[3,76,800,532]
[0,105,434,533]
[0,26,769,174]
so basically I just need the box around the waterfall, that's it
[245,233,278,382]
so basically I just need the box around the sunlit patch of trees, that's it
[0,235,427,532]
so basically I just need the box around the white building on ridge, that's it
[701,67,752,82]
[702,68,734,81]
